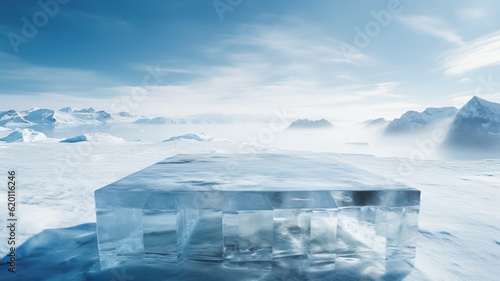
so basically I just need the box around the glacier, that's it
[94,153,420,275]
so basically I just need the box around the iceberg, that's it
[0,128,48,143]
[94,153,420,275]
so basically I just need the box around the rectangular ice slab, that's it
[95,153,420,274]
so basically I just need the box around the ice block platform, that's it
[95,153,420,275]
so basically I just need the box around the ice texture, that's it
[95,153,420,274]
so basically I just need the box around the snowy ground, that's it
[0,141,499,280]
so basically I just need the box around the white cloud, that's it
[0,21,405,122]
[439,30,500,75]
[337,74,356,81]
[397,15,464,45]
[450,95,477,109]
[457,7,488,21]
[220,23,371,65]
[356,82,403,98]
[0,92,109,112]
[0,51,116,92]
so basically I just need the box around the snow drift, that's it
[163,133,217,142]
[0,128,48,143]
[61,133,125,143]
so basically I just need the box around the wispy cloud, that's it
[0,19,405,121]
[397,15,464,45]
[219,22,371,65]
[439,30,500,75]
[457,7,488,21]
[356,82,403,98]
[0,51,117,93]
[103,21,405,120]
[104,22,397,119]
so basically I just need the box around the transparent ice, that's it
[95,153,420,274]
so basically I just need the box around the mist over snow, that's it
[1,96,500,158]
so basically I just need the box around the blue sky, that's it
[1,0,500,121]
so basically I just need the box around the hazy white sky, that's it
[1,0,500,121]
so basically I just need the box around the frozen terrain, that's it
[0,140,499,280]
[0,96,499,280]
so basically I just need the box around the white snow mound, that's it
[61,133,126,143]
[0,128,48,143]
[163,133,227,142]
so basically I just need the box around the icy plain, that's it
[0,140,499,280]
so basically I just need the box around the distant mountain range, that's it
[0,107,113,128]
[3,96,500,149]
[0,107,271,128]
[445,96,500,147]
[361,118,388,128]
[377,96,500,148]
[134,113,270,125]
[384,107,458,133]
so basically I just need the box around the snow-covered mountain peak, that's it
[446,96,500,147]
[59,106,78,113]
[0,109,29,126]
[25,108,56,123]
[385,106,458,133]
[287,118,334,129]
[59,107,97,113]
[457,96,500,121]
